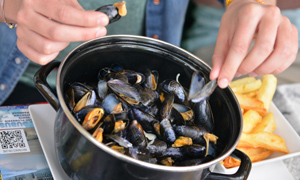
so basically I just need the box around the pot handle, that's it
[34,61,60,111]
[205,149,252,180]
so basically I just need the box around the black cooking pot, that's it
[34,35,251,180]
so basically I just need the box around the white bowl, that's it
[217,102,300,173]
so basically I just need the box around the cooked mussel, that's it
[130,107,159,133]
[147,139,168,157]
[160,118,176,144]
[192,99,214,132]
[107,79,141,105]
[188,71,217,103]
[158,79,188,105]
[172,103,194,125]
[102,93,123,114]
[95,1,127,24]
[174,125,208,145]
[75,105,104,130]
[143,69,159,91]
[128,120,148,151]
[67,65,220,167]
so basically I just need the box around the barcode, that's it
[0,129,30,154]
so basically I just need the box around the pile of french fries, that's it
[221,74,289,168]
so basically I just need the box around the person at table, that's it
[0,0,297,105]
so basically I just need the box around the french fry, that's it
[231,79,262,94]
[243,110,262,133]
[249,150,273,163]
[257,74,277,112]
[229,77,256,88]
[243,90,258,98]
[222,75,289,169]
[222,157,241,168]
[251,113,276,133]
[238,147,267,156]
[237,132,289,154]
[238,147,273,162]
[235,93,267,116]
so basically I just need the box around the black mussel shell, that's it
[174,125,208,145]
[160,118,176,144]
[96,5,121,24]
[192,100,214,132]
[128,120,148,151]
[143,69,159,91]
[146,139,168,157]
[159,93,174,120]
[130,107,158,133]
[158,79,188,105]
[107,79,141,105]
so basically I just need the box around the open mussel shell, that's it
[70,82,93,103]
[102,93,123,114]
[128,120,148,151]
[188,70,217,103]
[188,71,206,101]
[159,93,174,120]
[101,115,128,133]
[98,67,113,80]
[75,105,103,124]
[73,90,92,113]
[98,64,125,80]
[97,79,108,100]
[116,70,145,85]
[104,134,139,159]
[107,79,141,105]
[172,103,194,125]
[143,69,159,91]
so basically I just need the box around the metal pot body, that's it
[34,35,251,180]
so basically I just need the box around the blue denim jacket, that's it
[0,0,191,105]
[0,25,30,104]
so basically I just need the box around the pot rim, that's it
[56,35,243,172]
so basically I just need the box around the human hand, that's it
[210,0,298,88]
[11,0,109,65]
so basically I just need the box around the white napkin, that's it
[273,83,300,180]
[273,83,300,135]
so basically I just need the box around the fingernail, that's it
[218,78,229,89]
[98,15,109,25]
[249,72,257,77]
[96,28,105,38]
[235,72,242,77]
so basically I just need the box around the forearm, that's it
[1,0,21,23]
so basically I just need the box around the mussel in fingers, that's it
[96,1,127,24]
